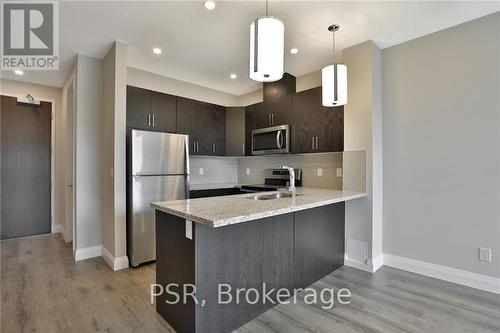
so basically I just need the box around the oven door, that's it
[252,125,289,155]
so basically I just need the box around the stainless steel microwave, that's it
[251,125,290,155]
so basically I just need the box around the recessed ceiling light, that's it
[204,1,216,10]
[14,69,24,75]
[290,48,299,55]
[153,47,162,55]
[230,74,237,79]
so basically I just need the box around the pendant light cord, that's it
[332,29,336,65]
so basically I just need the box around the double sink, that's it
[246,192,303,201]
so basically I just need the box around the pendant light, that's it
[249,0,284,82]
[322,24,347,106]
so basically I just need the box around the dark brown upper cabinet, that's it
[151,91,177,133]
[252,95,293,129]
[177,97,225,156]
[126,86,152,130]
[252,73,295,129]
[263,73,296,101]
[292,86,343,153]
[207,104,226,156]
[225,107,245,156]
[126,86,176,133]
[244,104,257,156]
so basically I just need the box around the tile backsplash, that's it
[237,153,343,189]
[189,156,238,185]
[190,151,366,192]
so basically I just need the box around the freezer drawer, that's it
[129,175,188,266]
[131,130,189,175]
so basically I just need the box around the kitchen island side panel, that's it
[194,214,294,333]
[155,211,196,333]
[294,203,345,288]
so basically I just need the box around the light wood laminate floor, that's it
[1,234,499,333]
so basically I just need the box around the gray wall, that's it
[382,13,500,278]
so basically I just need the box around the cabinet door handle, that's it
[242,143,245,155]
[312,137,315,150]
[196,142,199,153]
[212,143,216,154]
[316,136,319,150]
[148,113,151,127]
[272,113,275,125]
[152,113,155,127]
[269,114,272,126]
[193,141,197,152]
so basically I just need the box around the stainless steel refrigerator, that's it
[127,129,190,266]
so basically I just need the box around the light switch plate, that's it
[336,168,343,177]
[199,167,204,175]
[185,220,193,240]
[317,168,323,177]
[246,168,250,175]
[479,247,492,262]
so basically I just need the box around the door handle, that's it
[312,137,315,150]
[242,143,245,155]
[147,113,151,127]
[197,141,199,153]
[315,136,319,150]
[269,114,272,126]
[212,143,216,154]
[271,113,275,125]
[276,130,283,149]
[152,113,155,127]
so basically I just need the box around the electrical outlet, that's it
[199,167,204,175]
[317,168,323,177]
[246,168,250,175]
[336,168,343,177]
[479,247,492,262]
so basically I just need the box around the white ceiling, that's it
[1,1,498,95]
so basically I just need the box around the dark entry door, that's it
[1,95,52,239]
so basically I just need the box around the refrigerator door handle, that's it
[184,135,191,198]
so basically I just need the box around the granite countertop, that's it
[151,187,367,228]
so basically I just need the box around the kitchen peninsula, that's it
[151,187,366,333]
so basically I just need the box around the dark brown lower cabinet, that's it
[155,202,345,333]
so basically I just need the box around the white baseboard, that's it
[344,253,384,273]
[101,246,129,271]
[344,258,373,272]
[371,254,384,272]
[74,245,102,261]
[383,253,500,295]
[52,224,64,234]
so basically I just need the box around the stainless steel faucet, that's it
[278,166,295,192]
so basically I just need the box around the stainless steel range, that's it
[240,168,302,193]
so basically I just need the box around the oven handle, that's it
[276,130,283,149]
